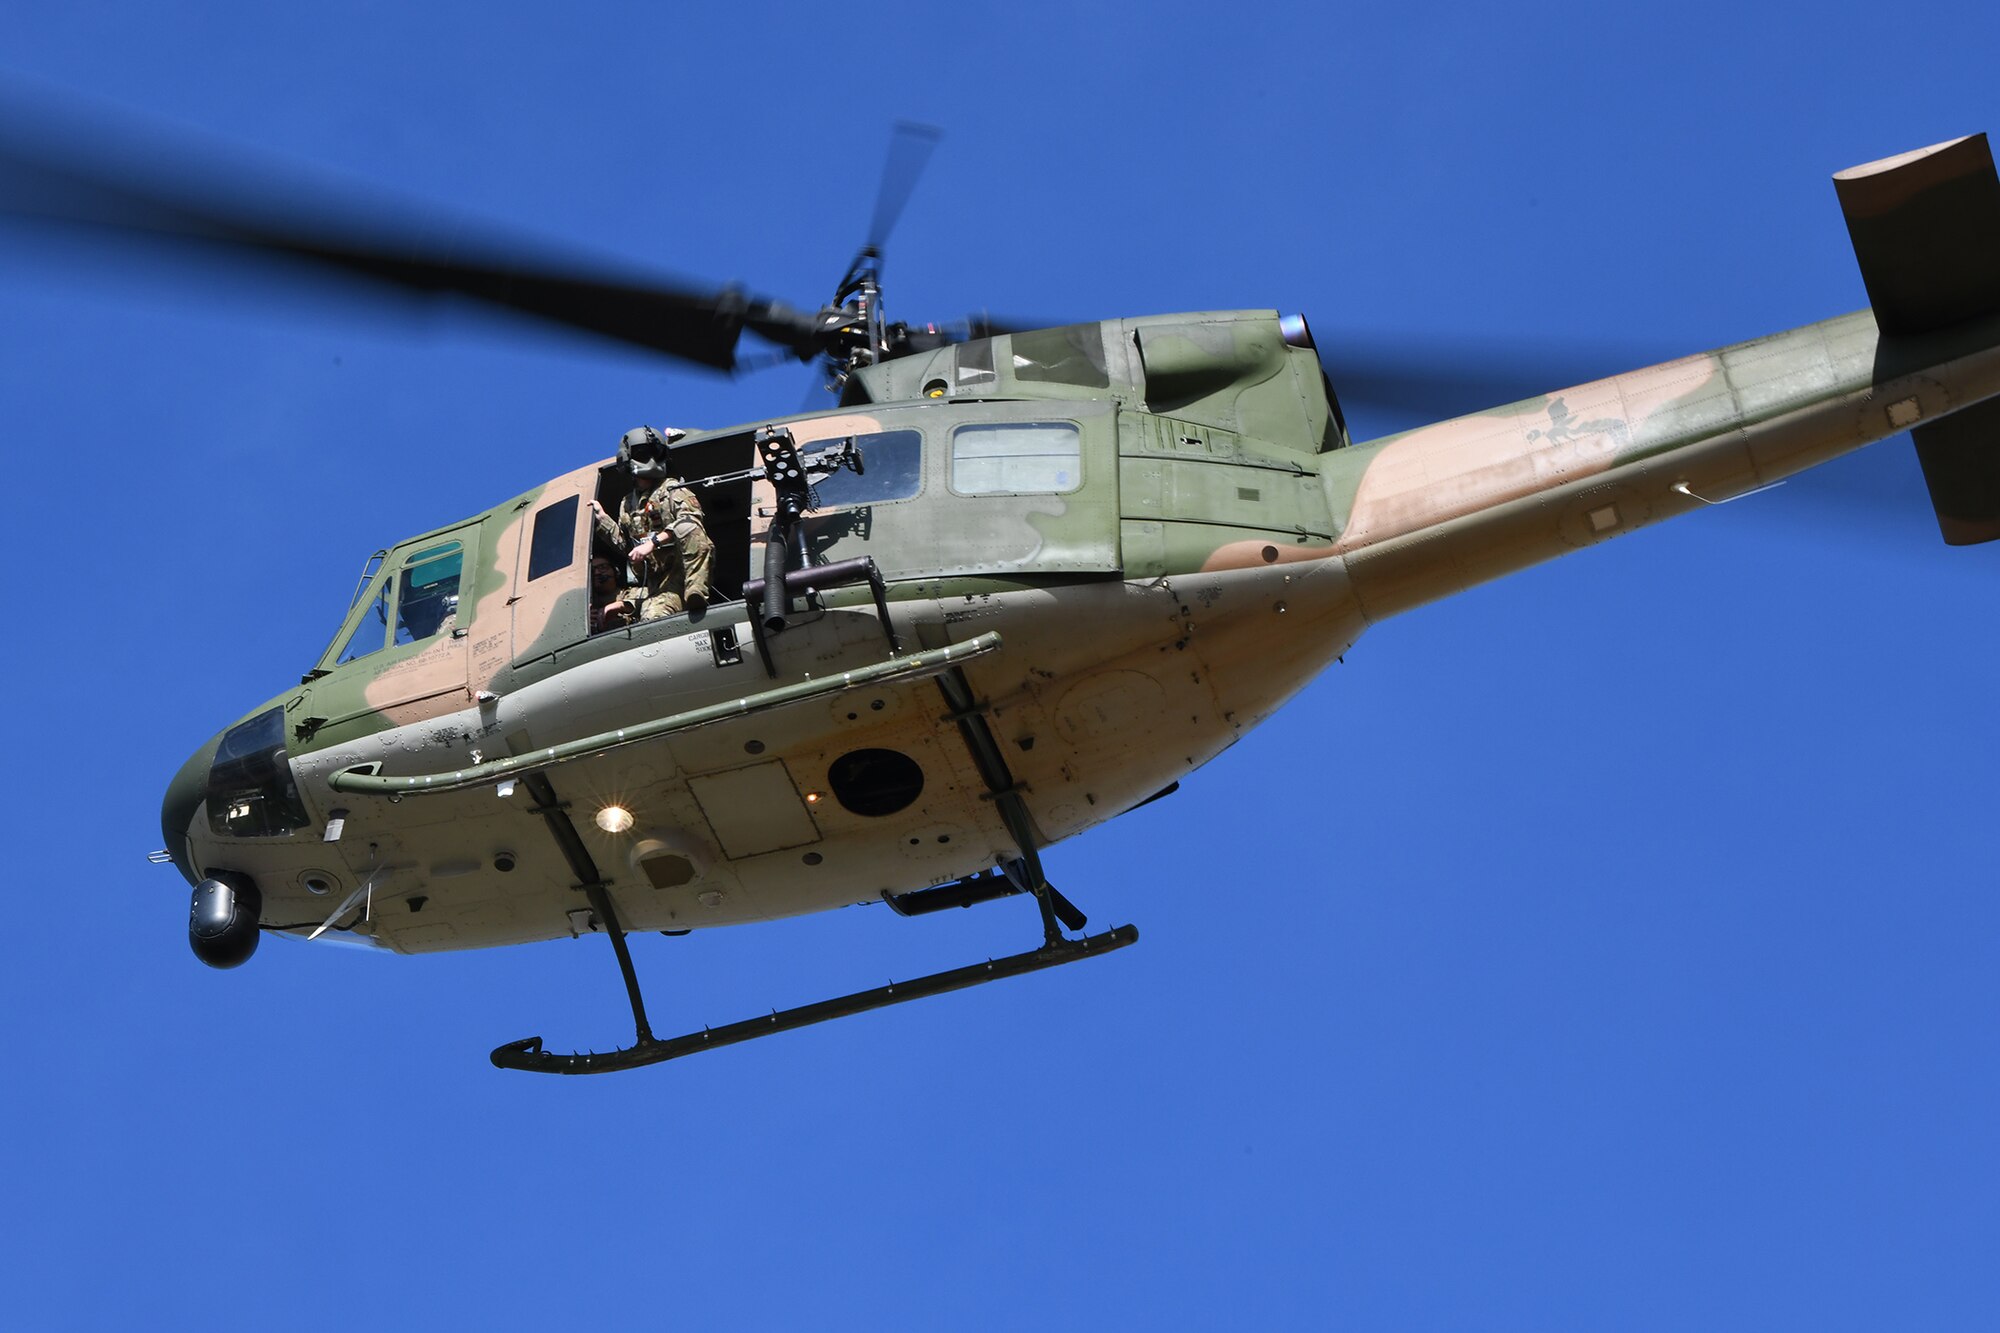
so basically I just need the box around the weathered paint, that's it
[506,462,603,665]
[166,274,2000,956]
[182,558,1357,954]
[1324,310,2000,621]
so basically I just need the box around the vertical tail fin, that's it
[1836,134,2000,544]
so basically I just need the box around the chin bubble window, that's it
[206,706,310,837]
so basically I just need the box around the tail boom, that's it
[1324,308,2000,621]
[1317,131,2000,618]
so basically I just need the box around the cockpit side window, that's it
[393,542,463,645]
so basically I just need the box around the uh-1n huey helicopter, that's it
[14,118,1998,1074]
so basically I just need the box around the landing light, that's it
[595,804,635,834]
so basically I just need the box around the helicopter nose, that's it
[159,733,218,886]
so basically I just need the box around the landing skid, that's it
[492,667,1137,1075]
[492,922,1137,1075]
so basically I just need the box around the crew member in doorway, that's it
[589,553,636,633]
[593,425,713,619]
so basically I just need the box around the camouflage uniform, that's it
[596,477,713,619]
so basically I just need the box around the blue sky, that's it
[2,3,1996,1329]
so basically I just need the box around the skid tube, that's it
[492,923,1138,1074]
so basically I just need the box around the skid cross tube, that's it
[930,663,1086,940]
[490,924,1138,1074]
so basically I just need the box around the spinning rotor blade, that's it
[1314,330,1675,427]
[885,310,1045,357]
[0,99,823,370]
[866,120,942,252]
[963,311,1049,339]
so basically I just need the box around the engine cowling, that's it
[189,876,262,969]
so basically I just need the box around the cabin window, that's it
[950,422,1081,495]
[527,494,579,581]
[812,430,923,508]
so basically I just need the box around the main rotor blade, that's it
[866,121,942,252]
[0,99,820,370]
[1315,330,1683,430]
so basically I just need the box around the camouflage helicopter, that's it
[13,120,1998,1074]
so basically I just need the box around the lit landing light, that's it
[805,791,824,806]
[595,804,635,834]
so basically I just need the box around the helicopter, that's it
[10,117,1996,1074]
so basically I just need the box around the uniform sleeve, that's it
[667,484,706,536]
[593,502,624,551]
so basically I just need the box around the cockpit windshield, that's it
[335,576,390,665]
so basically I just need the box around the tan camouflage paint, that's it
[749,412,886,545]
[242,556,1355,953]
[171,118,2000,960]
[1332,354,1723,553]
[503,461,600,664]
[1318,313,2000,622]
[350,464,602,729]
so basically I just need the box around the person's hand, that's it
[629,532,674,566]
